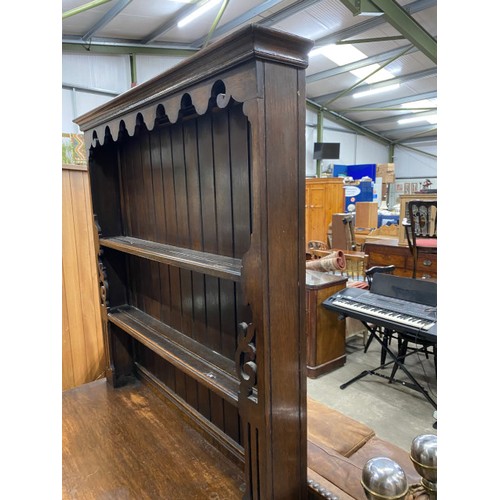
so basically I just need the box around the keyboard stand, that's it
[340,321,437,410]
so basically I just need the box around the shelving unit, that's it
[75,25,313,499]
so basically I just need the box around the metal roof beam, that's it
[189,0,285,48]
[344,91,436,111]
[82,0,134,41]
[395,143,437,157]
[306,99,391,145]
[314,0,435,47]
[337,35,405,44]
[306,43,417,84]
[346,106,435,112]
[202,0,230,48]
[367,0,437,63]
[384,123,437,137]
[258,0,323,27]
[359,109,436,126]
[314,68,436,104]
[63,0,112,20]
[395,136,436,145]
[140,0,206,45]
[62,82,120,97]
[62,37,197,56]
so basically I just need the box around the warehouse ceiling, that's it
[62,0,437,146]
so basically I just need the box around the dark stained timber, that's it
[76,25,313,499]
[100,235,242,281]
[108,305,239,403]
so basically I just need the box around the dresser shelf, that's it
[100,236,242,282]
[108,305,239,403]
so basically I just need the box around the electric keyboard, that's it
[322,273,437,341]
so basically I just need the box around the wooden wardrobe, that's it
[305,178,345,247]
[75,25,313,499]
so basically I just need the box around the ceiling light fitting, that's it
[177,0,223,28]
[398,115,437,125]
[353,83,400,99]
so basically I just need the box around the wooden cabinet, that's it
[397,193,437,245]
[305,178,344,246]
[306,271,347,378]
[75,25,313,499]
[364,238,437,279]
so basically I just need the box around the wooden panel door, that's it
[306,178,345,248]
[306,183,328,244]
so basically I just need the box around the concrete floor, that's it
[307,332,437,453]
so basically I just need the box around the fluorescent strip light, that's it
[353,83,400,99]
[398,115,437,125]
[177,0,222,28]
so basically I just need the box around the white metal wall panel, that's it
[135,54,187,85]
[394,143,437,179]
[62,87,114,134]
[62,88,78,134]
[305,107,318,176]
[62,53,130,93]
[355,135,389,165]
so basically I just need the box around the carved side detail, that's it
[235,321,257,399]
[94,215,115,384]
[97,259,109,309]
[93,216,109,309]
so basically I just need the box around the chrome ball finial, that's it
[410,434,437,497]
[361,457,408,500]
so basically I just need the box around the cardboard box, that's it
[376,163,395,183]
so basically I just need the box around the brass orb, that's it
[361,457,408,500]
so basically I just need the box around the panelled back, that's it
[118,103,251,259]
[125,256,248,358]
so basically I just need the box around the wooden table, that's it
[364,238,437,279]
[306,271,348,378]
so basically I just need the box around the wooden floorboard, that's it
[62,379,244,499]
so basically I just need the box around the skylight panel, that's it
[309,43,397,89]
[311,44,367,65]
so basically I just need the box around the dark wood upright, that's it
[305,271,348,378]
[75,25,313,499]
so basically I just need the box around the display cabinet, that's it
[397,193,437,245]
